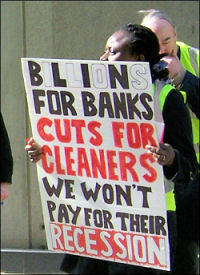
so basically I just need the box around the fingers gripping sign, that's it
[25,137,43,163]
[145,143,175,167]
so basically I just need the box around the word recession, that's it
[50,223,168,268]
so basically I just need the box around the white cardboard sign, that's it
[21,58,170,271]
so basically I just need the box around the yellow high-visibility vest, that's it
[177,41,199,164]
[177,41,199,77]
[153,81,176,211]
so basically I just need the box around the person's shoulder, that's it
[164,86,184,104]
[177,41,199,52]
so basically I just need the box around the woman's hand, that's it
[25,137,43,163]
[145,143,175,167]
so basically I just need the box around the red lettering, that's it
[140,153,157,182]
[119,151,139,182]
[40,145,156,183]
[41,145,54,173]
[112,122,125,147]
[140,123,157,148]
[112,122,157,149]
[71,120,86,143]
[54,119,71,142]
[64,147,76,176]
[54,146,65,174]
[90,149,107,178]
[127,123,141,148]
[37,117,54,141]
[88,121,103,146]
[77,148,91,177]
[107,151,118,180]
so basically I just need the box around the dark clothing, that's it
[60,255,107,275]
[181,71,200,119]
[174,45,199,274]
[175,173,199,239]
[173,236,199,274]
[60,86,197,274]
[162,89,197,183]
[173,173,199,274]
[0,112,13,183]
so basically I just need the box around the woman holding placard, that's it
[25,24,197,274]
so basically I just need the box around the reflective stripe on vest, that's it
[153,81,176,211]
[177,41,199,77]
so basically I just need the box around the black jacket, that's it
[0,112,13,183]
[181,71,200,119]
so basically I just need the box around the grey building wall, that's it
[1,0,199,250]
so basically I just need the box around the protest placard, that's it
[21,58,170,270]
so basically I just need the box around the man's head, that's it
[138,9,177,56]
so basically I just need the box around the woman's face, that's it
[100,31,138,62]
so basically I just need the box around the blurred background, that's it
[1,0,199,272]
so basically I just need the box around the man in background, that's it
[138,9,199,274]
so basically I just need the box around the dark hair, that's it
[120,23,169,81]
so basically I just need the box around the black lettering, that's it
[149,215,155,234]
[28,61,43,86]
[108,65,129,89]
[130,214,140,232]
[84,208,92,226]
[47,90,61,114]
[126,93,141,119]
[67,205,81,224]
[93,209,103,227]
[102,184,114,204]
[58,204,70,223]
[47,200,56,222]
[102,210,113,229]
[113,92,128,119]
[81,64,91,88]
[116,212,129,230]
[64,179,75,199]
[81,182,101,201]
[82,91,97,116]
[99,92,114,118]
[155,216,167,236]
[140,215,149,233]
[137,186,152,208]
[60,91,77,115]
[32,89,45,113]
[140,93,153,120]
[42,177,63,198]
[52,63,67,87]
[116,185,132,206]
